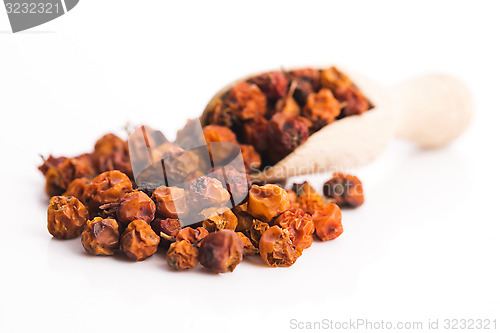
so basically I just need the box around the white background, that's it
[0,1,499,332]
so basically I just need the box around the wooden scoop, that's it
[201,67,473,182]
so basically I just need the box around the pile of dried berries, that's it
[204,67,372,169]
[41,135,364,273]
[39,67,369,274]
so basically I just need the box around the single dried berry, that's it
[202,208,238,232]
[81,217,120,255]
[274,208,315,249]
[259,226,302,267]
[323,172,365,208]
[242,116,269,153]
[47,196,89,239]
[224,82,267,121]
[303,88,341,130]
[275,94,300,117]
[248,71,289,100]
[199,230,244,273]
[249,219,270,246]
[120,219,160,261]
[334,85,370,117]
[312,203,343,241]
[166,240,199,271]
[247,184,291,222]
[152,186,188,219]
[320,66,352,92]
[239,144,261,172]
[203,125,239,164]
[237,232,258,256]
[92,133,132,178]
[176,227,209,245]
[187,176,230,209]
[292,182,326,215]
[63,177,90,202]
[116,191,156,227]
[267,112,310,163]
[83,170,133,213]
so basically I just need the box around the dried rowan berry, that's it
[242,116,269,153]
[120,219,160,261]
[199,230,244,273]
[81,217,120,256]
[151,217,181,247]
[47,196,89,239]
[202,208,238,232]
[63,177,90,202]
[44,168,64,197]
[320,66,351,92]
[334,85,370,117]
[187,176,230,209]
[289,68,321,91]
[275,209,315,249]
[237,232,258,255]
[312,203,343,241]
[83,170,133,213]
[152,186,188,219]
[249,219,270,246]
[92,133,132,178]
[303,88,341,130]
[292,181,326,215]
[224,82,267,120]
[58,155,95,189]
[248,71,289,100]
[259,226,302,267]
[233,203,254,233]
[266,112,310,164]
[176,227,209,245]
[247,184,291,222]
[203,125,239,164]
[323,172,365,208]
[239,144,261,172]
[166,240,199,270]
[116,191,156,227]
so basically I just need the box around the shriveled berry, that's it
[83,170,133,213]
[120,219,160,261]
[224,82,267,121]
[47,196,89,239]
[166,240,199,270]
[152,186,188,219]
[323,172,365,208]
[303,88,341,130]
[247,184,291,222]
[81,217,120,255]
[199,230,244,273]
[116,191,156,227]
[259,226,302,267]
[275,208,315,249]
[312,203,343,241]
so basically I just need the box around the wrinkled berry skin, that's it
[198,230,244,273]
[176,227,209,246]
[152,186,188,219]
[248,71,289,100]
[224,82,267,121]
[81,217,120,256]
[259,226,302,267]
[166,240,199,271]
[120,220,160,261]
[247,184,290,222]
[323,172,365,208]
[274,208,315,249]
[312,203,343,241]
[188,176,231,209]
[116,191,156,228]
[47,196,89,239]
[83,170,133,214]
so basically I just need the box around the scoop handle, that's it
[389,74,473,148]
